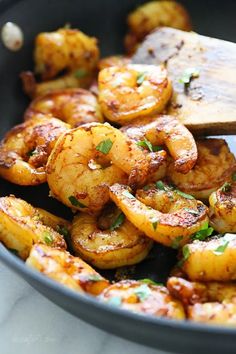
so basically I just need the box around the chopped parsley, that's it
[107,296,122,307]
[220,182,232,193]
[27,149,37,157]
[213,240,229,255]
[43,232,53,245]
[178,244,190,267]
[152,220,159,231]
[140,279,164,286]
[56,225,70,238]
[136,72,147,86]
[191,222,214,241]
[134,284,151,302]
[96,139,113,155]
[137,138,162,153]
[68,195,86,208]
[179,67,200,86]
[175,190,195,200]
[171,236,183,249]
[74,68,87,79]
[155,181,166,191]
[110,213,125,231]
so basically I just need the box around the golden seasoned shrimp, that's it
[34,28,99,81]
[109,183,208,247]
[46,123,166,213]
[168,277,236,325]
[70,208,153,269]
[20,71,93,99]
[122,115,197,174]
[99,279,185,319]
[98,64,172,125]
[167,139,236,200]
[124,1,192,54]
[0,196,67,259]
[0,114,69,185]
[209,182,236,233]
[180,233,236,281]
[98,55,131,71]
[24,88,103,127]
[26,244,109,295]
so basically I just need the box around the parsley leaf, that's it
[152,220,159,231]
[171,236,183,249]
[175,190,195,200]
[137,138,153,152]
[27,149,37,157]
[213,240,229,255]
[43,232,53,245]
[56,225,70,238]
[155,181,166,191]
[220,182,232,193]
[110,213,125,231]
[140,279,164,286]
[179,68,200,85]
[68,196,86,208]
[96,139,113,155]
[134,284,151,302]
[192,222,214,241]
[178,244,190,267]
[136,72,147,85]
[74,68,87,78]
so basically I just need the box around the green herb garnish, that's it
[56,225,70,238]
[68,196,86,208]
[137,138,153,152]
[134,284,151,302]
[136,72,147,85]
[192,222,214,241]
[27,149,37,157]
[110,213,125,231]
[140,279,164,286]
[96,139,113,155]
[213,240,229,255]
[152,221,159,231]
[175,190,195,200]
[74,68,87,79]
[220,182,232,193]
[179,68,200,85]
[171,236,183,249]
[155,181,166,191]
[43,232,53,245]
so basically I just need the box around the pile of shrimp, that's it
[1,0,236,326]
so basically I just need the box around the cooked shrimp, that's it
[0,114,69,185]
[209,182,236,233]
[46,123,166,213]
[70,208,153,269]
[168,277,236,325]
[26,244,109,295]
[99,279,185,319]
[20,71,93,99]
[98,55,131,71]
[122,115,197,174]
[24,88,103,127]
[109,183,208,247]
[34,28,99,81]
[124,1,192,54]
[180,233,236,281]
[167,139,236,200]
[0,196,67,259]
[98,64,172,125]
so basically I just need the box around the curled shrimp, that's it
[26,244,110,295]
[124,1,192,54]
[167,277,236,325]
[98,64,172,125]
[167,139,236,200]
[109,182,208,247]
[99,279,185,319]
[98,55,131,71]
[24,88,103,127]
[70,208,153,269]
[0,114,69,185]
[46,123,165,214]
[180,233,236,281]
[121,115,197,174]
[209,182,236,233]
[34,28,99,81]
[0,196,67,259]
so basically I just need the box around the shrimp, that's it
[124,1,192,54]
[167,277,236,325]
[99,279,185,319]
[109,183,208,247]
[209,182,236,233]
[167,139,236,200]
[121,115,197,174]
[98,55,131,71]
[180,233,236,281]
[70,208,153,269]
[26,244,109,295]
[46,123,166,214]
[98,64,172,125]
[0,196,67,259]
[34,28,99,81]
[0,114,69,185]
[24,88,103,127]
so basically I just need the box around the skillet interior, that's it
[0,0,236,353]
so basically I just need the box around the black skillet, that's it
[0,1,236,353]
